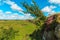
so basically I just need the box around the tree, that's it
[21,0,46,40]
[21,0,60,39]
[21,0,46,28]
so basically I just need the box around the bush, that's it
[0,27,19,40]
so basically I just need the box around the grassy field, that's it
[0,20,37,40]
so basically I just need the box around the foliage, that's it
[21,0,47,40]
[42,14,60,40]
[21,0,60,40]
[21,0,46,27]
[0,27,19,40]
[56,14,60,23]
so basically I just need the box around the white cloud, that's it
[4,0,23,13]
[0,10,3,13]
[5,11,12,14]
[50,6,56,9]
[49,0,60,4]
[0,10,34,20]
[42,5,56,15]
[42,6,51,12]
[0,0,23,13]
[24,13,34,19]
[0,0,34,20]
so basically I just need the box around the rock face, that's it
[55,24,60,39]
[29,14,60,40]
[42,14,60,40]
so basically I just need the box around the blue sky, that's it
[0,0,60,20]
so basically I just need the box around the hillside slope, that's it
[0,20,37,40]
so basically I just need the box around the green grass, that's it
[0,20,37,40]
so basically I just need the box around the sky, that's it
[0,0,60,20]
